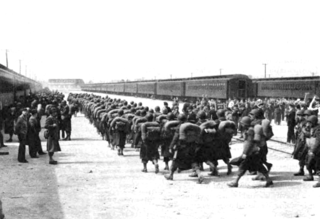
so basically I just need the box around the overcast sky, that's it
[0,0,319,83]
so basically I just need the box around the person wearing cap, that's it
[27,109,41,158]
[286,104,296,144]
[14,108,29,163]
[302,115,320,184]
[228,116,273,188]
[162,102,171,113]
[274,104,281,125]
[0,109,7,148]
[214,109,234,175]
[4,107,16,142]
[292,110,308,176]
[249,108,273,178]
[45,107,61,165]
[164,114,204,184]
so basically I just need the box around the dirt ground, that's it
[0,97,319,219]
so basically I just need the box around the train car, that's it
[156,81,185,100]
[185,75,250,100]
[137,82,156,98]
[114,83,125,94]
[124,82,137,96]
[253,76,320,99]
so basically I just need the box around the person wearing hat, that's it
[14,108,29,163]
[27,109,41,158]
[286,104,296,144]
[302,115,320,184]
[228,116,273,188]
[44,107,61,165]
[4,107,16,142]
[274,104,281,125]
[164,114,204,184]
[292,110,308,176]
[0,109,7,148]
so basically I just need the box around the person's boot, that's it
[142,163,147,172]
[266,163,273,172]
[164,162,169,171]
[303,175,314,181]
[227,164,232,175]
[294,169,304,176]
[313,180,320,188]
[164,174,173,180]
[208,166,219,176]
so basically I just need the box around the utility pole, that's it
[220,69,222,75]
[170,74,172,79]
[6,49,8,68]
[191,72,193,78]
[263,63,267,78]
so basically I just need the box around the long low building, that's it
[47,79,84,91]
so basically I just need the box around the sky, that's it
[0,0,319,83]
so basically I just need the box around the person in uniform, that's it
[4,107,16,142]
[292,110,311,176]
[302,115,320,183]
[45,107,61,164]
[140,113,160,173]
[286,104,296,144]
[164,114,204,184]
[0,109,7,148]
[249,108,273,178]
[60,100,72,140]
[15,108,29,163]
[227,116,273,187]
[27,109,41,158]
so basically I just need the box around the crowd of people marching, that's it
[1,91,320,188]
[67,93,320,188]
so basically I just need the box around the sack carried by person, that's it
[146,127,161,141]
[44,130,49,139]
[116,121,127,131]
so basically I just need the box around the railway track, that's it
[232,136,294,155]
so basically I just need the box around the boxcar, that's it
[114,83,125,94]
[156,81,185,100]
[185,75,250,100]
[253,76,320,99]
[124,82,137,96]
[137,82,156,97]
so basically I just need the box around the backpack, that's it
[44,130,49,139]
[146,127,161,141]
[265,125,274,140]
[116,121,127,131]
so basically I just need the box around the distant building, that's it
[47,79,84,91]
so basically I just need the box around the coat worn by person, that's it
[45,115,61,153]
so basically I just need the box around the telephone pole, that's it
[220,68,222,75]
[263,63,267,78]
[6,50,9,68]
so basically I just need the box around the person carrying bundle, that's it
[160,113,179,170]
[164,114,204,184]
[140,114,161,173]
[110,110,129,156]
[227,116,273,188]
[302,115,320,187]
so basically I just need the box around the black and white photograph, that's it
[1,0,320,218]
